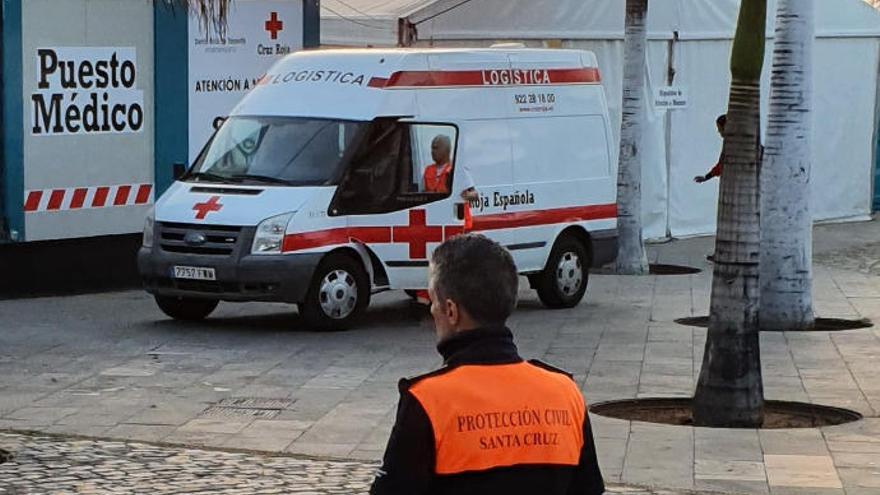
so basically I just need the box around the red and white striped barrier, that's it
[23,184,153,213]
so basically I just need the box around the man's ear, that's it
[445,298,460,327]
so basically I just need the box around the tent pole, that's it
[663,31,678,239]
[397,18,416,47]
[873,39,880,212]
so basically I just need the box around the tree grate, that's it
[217,397,293,409]
[199,397,295,420]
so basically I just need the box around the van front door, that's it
[330,120,464,290]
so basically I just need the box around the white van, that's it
[138,48,618,329]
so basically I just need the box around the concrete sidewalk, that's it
[585,219,880,495]
[1,218,879,494]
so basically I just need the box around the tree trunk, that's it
[615,0,650,275]
[693,0,766,428]
[759,0,815,331]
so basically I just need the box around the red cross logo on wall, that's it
[393,209,444,259]
[265,12,283,40]
[193,196,223,220]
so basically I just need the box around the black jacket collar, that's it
[437,326,522,367]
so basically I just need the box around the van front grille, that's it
[158,222,243,256]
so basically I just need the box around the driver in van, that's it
[423,135,454,194]
[423,135,479,202]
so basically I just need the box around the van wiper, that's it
[230,174,293,185]
[185,172,241,184]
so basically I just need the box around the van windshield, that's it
[186,116,368,186]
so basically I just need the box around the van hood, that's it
[155,181,326,226]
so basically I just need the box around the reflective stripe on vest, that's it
[409,362,585,475]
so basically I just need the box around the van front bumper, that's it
[137,247,322,303]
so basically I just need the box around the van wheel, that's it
[155,295,218,321]
[300,253,370,330]
[534,235,590,309]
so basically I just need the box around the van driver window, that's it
[331,121,458,216]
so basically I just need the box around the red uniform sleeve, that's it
[706,149,724,178]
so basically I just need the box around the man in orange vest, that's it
[423,135,454,194]
[423,134,478,202]
[371,234,605,495]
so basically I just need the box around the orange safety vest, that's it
[408,362,585,475]
[424,162,453,193]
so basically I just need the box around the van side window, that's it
[331,121,458,215]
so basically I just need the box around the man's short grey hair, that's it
[432,134,451,149]
[430,234,518,326]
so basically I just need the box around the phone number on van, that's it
[514,92,556,105]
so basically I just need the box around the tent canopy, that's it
[322,0,880,46]
[321,1,880,238]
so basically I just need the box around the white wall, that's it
[22,0,154,241]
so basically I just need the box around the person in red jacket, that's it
[372,234,605,495]
[692,114,763,263]
[694,114,727,183]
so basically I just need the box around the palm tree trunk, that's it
[693,0,766,428]
[615,0,650,275]
[759,0,815,331]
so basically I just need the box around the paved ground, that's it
[0,432,702,495]
[1,218,879,494]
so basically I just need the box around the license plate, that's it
[172,266,216,281]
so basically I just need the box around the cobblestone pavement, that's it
[0,433,701,495]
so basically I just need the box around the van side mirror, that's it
[212,116,227,130]
[172,162,186,180]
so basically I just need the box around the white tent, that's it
[322,0,880,239]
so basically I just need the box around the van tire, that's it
[300,253,370,331]
[155,295,218,321]
[534,235,590,309]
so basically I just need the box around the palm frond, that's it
[172,0,232,41]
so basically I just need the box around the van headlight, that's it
[252,212,294,254]
[142,208,155,248]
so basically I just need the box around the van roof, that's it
[233,47,602,120]
[289,47,599,69]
